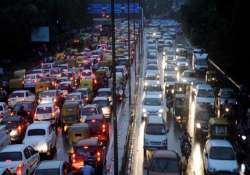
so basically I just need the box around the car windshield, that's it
[195,59,207,65]
[97,91,111,96]
[209,146,235,160]
[94,100,109,106]
[35,169,60,175]
[145,85,162,91]
[145,124,166,135]
[0,152,22,161]
[221,90,235,98]
[39,91,56,97]
[147,65,158,70]
[198,89,214,98]
[76,146,97,156]
[28,129,46,136]
[10,92,24,98]
[36,107,52,114]
[144,98,161,106]
[81,107,97,116]
[146,75,158,80]
[13,103,32,111]
[166,76,176,81]
[150,158,179,173]
[66,95,80,101]
[183,71,195,77]
[177,58,186,62]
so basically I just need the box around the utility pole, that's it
[128,0,132,110]
[111,0,118,174]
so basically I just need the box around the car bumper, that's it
[144,145,168,150]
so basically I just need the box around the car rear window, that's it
[0,152,22,161]
[10,92,24,98]
[145,124,166,135]
[150,158,179,173]
[28,129,46,136]
[209,146,235,160]
[36,107,52,114]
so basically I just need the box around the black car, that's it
[0,115,29,143]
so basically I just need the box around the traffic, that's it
[131,19,250,175]
[0,20,138,175]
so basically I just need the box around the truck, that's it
[192,48,208,74]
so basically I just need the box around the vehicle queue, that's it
[0,20,139,175]
[142,19,250,175]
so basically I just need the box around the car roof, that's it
[98,88,111,92]
[0,144,26,152]
[12,90,29,93]
[144,94,161,99]
[27,122,50,130]
[37,160,63,170]
[207,139,232,148]
[153,150,178,159]
[75,137,98,146]
[93,96,108,101]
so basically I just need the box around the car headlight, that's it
[196,123,201,129]
[171,89,175,94]
[144,82,148,86]
[241,135,247,141]
[158,109,163,113]
[10,129,18,136]
[143,108,146,113]
[225,107,230,112]
[182,79,187,82]
[185,62,188,66]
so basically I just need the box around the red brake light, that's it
[17,125,22,131]
[16,163,23,175]
[91,119,96,123]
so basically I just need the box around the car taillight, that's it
[34,113,37,119]
[102,124,106,133]
[91,119,96,123]
[17,125,22,132]
[94,79,97,84]
[52,112,55,117]
[16,163,23,175]
[96,151,101,162]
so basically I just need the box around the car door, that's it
[27,146,39,172]
[48,126,56,147]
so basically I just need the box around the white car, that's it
[196,84,215,107]
[23,122,56,156]
[144,83,163,98]
[176,56,189,71]
[144,71,160,87]
[180,70,197,84]
[144,116,168,152]
[142,94,164,119]
[97,88,112,102]
[65,92,83,105]
[203,139,238,174]
[34,103,60,125]
[23,74,40,88]
[8,90,35,107]
[34,160,71,175]
[0,102,8,118]
[0,144,40,175]
[93,96,111,119]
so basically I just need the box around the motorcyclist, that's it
[180,130,192,160]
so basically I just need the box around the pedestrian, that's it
[81,162,95,175]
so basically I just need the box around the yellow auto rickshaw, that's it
[208,117,230,139]
[99,53,112,67]
[35,78,51,94]
[55,52,65,61]
[62,101,80,133]
[68,123,90,145]
[80,77,93,91]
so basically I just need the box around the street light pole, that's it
[128,0,132,110]
[111,0,118,174]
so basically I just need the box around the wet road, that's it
[132,28,205,175]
